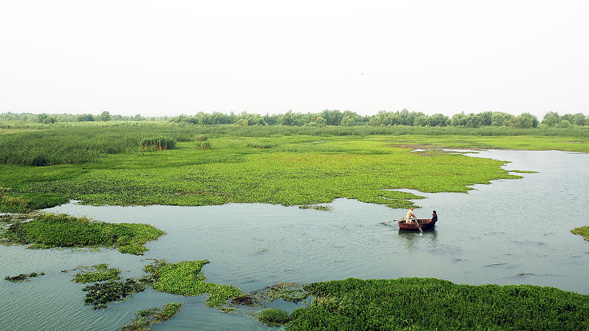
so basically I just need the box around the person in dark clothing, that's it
[432,210,438,223]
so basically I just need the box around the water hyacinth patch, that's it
[4,272,45,282]
[288,278,589,331]
[71,264,121,283]
[1,213,165,255]
[121,302,184,331]
[82,278,146,309]
[143,259,243,310]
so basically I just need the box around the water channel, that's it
[1,150,588,330]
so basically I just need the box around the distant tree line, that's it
[1,109,588,129]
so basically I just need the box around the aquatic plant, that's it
[257,308,291,326]
[1,213,165,255]
[143,259,243,310]
[288,278,589,331]
[4,272,45,282]
[1,124,588,210]
[121,302,184,331]
[82,278,146,309]
[72,264,121,283]
[571,226,589,241]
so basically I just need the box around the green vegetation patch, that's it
[140,137,177,151]
[4,271,45,282]
[1,213,165,255]
[288,278,589,331]
[0,187,68,213]
[121,302,184,331]
[72,264,121,283]
[82,278,146,309]
[143,259,243,310]
[258,308,292,326]
[571,226,589,241]
[2,124,588,210]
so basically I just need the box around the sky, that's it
[1,1,588,119]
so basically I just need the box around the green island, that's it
[121,303,184,331]
[1,116,589,329]
[0,213,165,255]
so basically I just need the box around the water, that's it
[1,150,588,330]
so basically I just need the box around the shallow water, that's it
[1,150,588,330]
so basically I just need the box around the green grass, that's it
[258,308,292,326]
[571,226,589,241]
[143,259,243,310]
[288,278,589,331]
[1,213,165,255]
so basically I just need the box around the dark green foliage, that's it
[121,303,184,330]
[82,278,146,309]
[4,272,45,282]
[288,278,589,331]
[140,137,177,151]
[258,308,292,326]
[1,213,165,255]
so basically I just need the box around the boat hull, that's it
[397,218,436,231]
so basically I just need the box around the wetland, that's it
[1,124,589,330]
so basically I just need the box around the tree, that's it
[98,111,111,121]
[542,111,559,127]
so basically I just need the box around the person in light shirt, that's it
[405,207,416,224]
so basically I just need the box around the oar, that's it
[416,219,423,234]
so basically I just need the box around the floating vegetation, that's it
[257,308,292,326]
[299,205,332,211]
[139,137,177,151]
[121,302,184,331]
[143,259,242,310]
[71,264,121,283]
[288,278,589,331]
[4,272,45,282]
[82,278,146,309]
[571,226,589,241]
[1,213,165,255]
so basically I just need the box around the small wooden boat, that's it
[396,218,436,231]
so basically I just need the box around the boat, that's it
[396,218,436,231]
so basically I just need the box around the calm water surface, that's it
[1,150,588,330]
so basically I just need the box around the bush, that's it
[195,141,211,150]
[140,137,176,151]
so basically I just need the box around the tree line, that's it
[1,109,587,129]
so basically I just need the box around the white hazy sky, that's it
[1,1,588,118]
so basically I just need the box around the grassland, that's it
[6,123,588,211]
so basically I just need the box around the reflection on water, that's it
[1,150,588,330]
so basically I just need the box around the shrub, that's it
[195,141,211,150]
[140,137,176,151]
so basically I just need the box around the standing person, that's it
[405,207,416,224]
[432,210,438,223]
